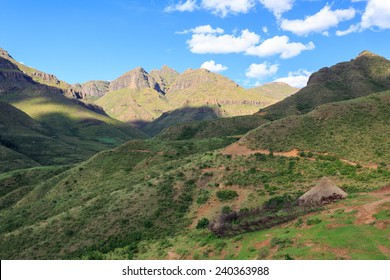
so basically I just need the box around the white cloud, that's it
[177,25,224,35]
[201,0,255,17]
[165,0,256,17]
[274,69,312,88]
[246,35,315,59]
[246,62,278,79]
[336,24,360,36]
[201,60,228,72]
[164,0,198,12]
[280,5,356,36]
[361,0,390,29]
[262,26,268,33]
[187,28,260,54]
[259,0,295,18]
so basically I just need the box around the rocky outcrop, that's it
[150,65,179,93]
[73,80,110,98]
[109,67,162,93]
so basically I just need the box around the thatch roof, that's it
[298,177,347,206]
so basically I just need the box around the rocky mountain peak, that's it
[150,65,180,93]
[109,67,162,93]
[0,48,13,60]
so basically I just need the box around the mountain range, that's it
[0,48,389,260]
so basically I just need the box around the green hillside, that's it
[95,87,170,126]
[261,51,390,120]
[157,115,269,140]
[0,135,388,259]
[241,91,390,165]
[0,53,148,169]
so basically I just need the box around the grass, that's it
[242,91,390,165]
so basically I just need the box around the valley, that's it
[0,48,389,260]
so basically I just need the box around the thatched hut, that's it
[298,177,347,206]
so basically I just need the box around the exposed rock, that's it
[109,67,162,93]
[73,80,110,98]
[150,65,180,93]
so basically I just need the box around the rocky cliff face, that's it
[74,80,110,98]
[109,67,162,93]
[150,65,179,93]
[0,57,36,93]
[169,68,229,91]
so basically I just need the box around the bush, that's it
[216,190,238,201]
[222,206,232,214]
[270,237,293,249]
[196,218,210,229]
[306,217,322,225]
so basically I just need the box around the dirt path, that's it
[221,142,300,157]
[221,143,379,169]
[334,186,390,226]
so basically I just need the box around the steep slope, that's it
[260,51,390,120]
[0,101,84,169]
[245,82,298,101]
[95,67,170,126]
[166,68,269,117]
[141,106,221,136]
[156,115,269,140]
[0,51,148,168]
[73,80,110,100]
[150,65,180,93]
[0,48,83,98]
[240,90,390,165]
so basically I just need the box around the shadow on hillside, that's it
[129,106,221,136]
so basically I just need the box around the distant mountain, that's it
[150,65,180,93]
[73,80,110,100]
[0,49,148,169]
[260,51,390,120]
[0,48,83,98]
[95,66,297,128]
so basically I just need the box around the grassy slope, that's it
[240,91,390,165]
[0,135,388,259]
[166,69,292,117]
[95,87,170,125]
[0,137,236,259]
[157,115,269,140]
[261,51,390,120]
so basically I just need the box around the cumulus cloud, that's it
[274,69,312,88]
[165,0,255,17]
[164,0,197,12]
[246,35,315,59]
[361,0,390,29]
[336,0,390,36]
[201,60,228,72]
[187,28,260,54]
[336,24,360,36]
[259,0,295,18]
[201,0,255,17]
[177,25,224,35]
[246,62,278,79]
[281,5,356,36]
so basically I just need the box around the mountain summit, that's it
[260,50,390,120]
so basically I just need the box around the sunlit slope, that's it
[241,90,390,165]
[260,51,390,120]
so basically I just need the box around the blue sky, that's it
[0,0,389,87]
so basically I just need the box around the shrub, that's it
[216,190,238,201]
[222,206,232,214]
[196,218,210,229]
[270,237,293,249]
[306,217,322,225]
